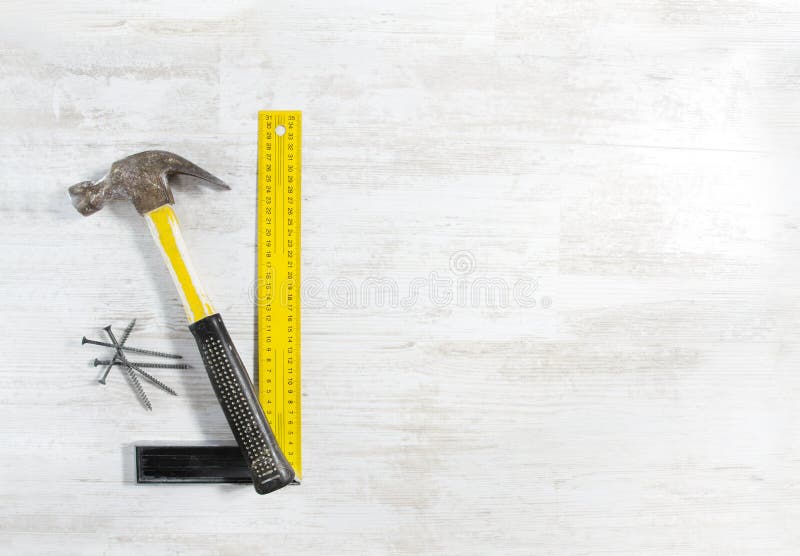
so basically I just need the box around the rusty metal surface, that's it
[67,150,229,215]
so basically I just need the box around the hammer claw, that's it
[164,154,231,191]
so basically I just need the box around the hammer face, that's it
[68,180,108,216]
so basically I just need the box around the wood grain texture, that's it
[1,0,800,554]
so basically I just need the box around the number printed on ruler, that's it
[257,110,302,480]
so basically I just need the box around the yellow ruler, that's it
[257,110,302,481]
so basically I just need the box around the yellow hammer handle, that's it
[144,205,216,323]
[145,203,296,493]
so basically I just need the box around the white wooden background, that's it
[2,1,800,554]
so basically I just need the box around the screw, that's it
[104,326,152,410]
[94,359,190,370]
[122,364,152,410]
[98,319,136,384]
[118,318,136,347]
[82,337,183,359]
[104,326,178,398]
[128,367,179,396]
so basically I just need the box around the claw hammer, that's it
[68,150,295,494]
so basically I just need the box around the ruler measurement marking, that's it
[278,113,283,451]
[257,110,302,480]
[280,114,286,257]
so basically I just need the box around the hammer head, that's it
[68,150,230,216]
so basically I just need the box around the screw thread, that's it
[95,360,189,369]
[129,364,178,396]
[119,319,136,345]
[122,364,151,410]
[130,347,181,359]
[82,337,182,359]
[118,345,183,359]
[137,362,190,369]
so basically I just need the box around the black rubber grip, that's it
[189,314,295,494]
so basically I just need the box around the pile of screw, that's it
[83,319,189,410]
